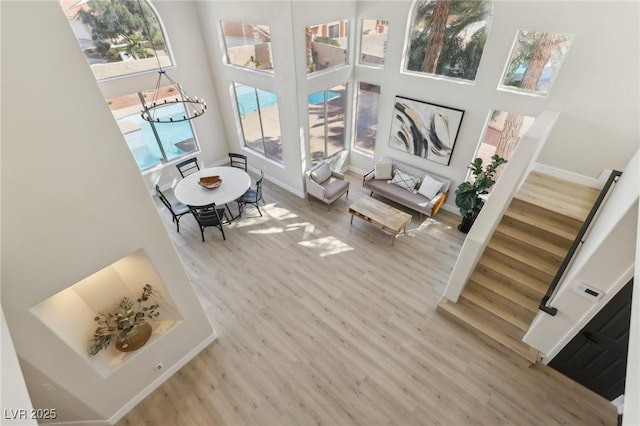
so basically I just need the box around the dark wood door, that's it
[549,278,633,400]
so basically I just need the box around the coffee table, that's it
[349,197,412,245]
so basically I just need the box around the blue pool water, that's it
[235,85,339,116]
[118,103,196,170]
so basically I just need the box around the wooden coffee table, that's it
[349,197,412,245]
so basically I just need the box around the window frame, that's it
[308,84,348,164]
[232,82,284,163]
[352,81,381,157]
[108,87,201,172]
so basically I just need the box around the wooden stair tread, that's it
[516,172,600,221]
[470,266,540,314]
[487,235,561,277]
[494,219,569,259]
[479,251,548,296]
[437,298,539,363]
[461,284,534,331]
[504,199,581,242]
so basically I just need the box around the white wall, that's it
[352,1,639,212]
[1,309,37,426]
[1,2,215,423]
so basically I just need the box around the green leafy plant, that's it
[88,284,160,356]
[455,155,508,218]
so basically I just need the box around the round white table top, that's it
[174,167,251,207]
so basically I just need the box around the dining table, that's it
[174,167,251,218]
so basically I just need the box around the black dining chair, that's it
[155,185,190,232]
[237,170,265,217]
[229,153,248,172]
[188,203,228,241]
[176,157,200,178]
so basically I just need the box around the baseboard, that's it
[107,332,217,425]
[533,163,606,189]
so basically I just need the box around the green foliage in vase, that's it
[88,284,160,356]
[455,155,507,218]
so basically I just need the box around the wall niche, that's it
[29,249,182,377]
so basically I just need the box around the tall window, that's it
[306,21,349,74]
[108,87,198,170]
[221,22,274,73]
[308,85,347,163]
[500,31,574,96]
[471,110,535,183]
[354,83,381,155]
[360,19,389,67]
[233,83,283,163]
[405,0,492,81]
[60,0,171,80]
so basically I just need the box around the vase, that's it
[115,322,152,352]
[457,213,476,234]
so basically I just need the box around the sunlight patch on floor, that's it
[248,227,285,235]
[298,236,354,257]
[285,222,319,239]
[262,204,298,220]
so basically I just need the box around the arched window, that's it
[404,0,493,81]
[60,0,172,80]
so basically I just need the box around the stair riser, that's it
[479,252,548,296]
[497,215,573,254]
[507,198,583,238]
[461,285,535,332]
[437,299,538,364]
[487,236,562,278]
[484,247,555,289]
[470,266,541,313]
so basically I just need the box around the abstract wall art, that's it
[389,96,464,166]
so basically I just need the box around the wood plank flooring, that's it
[117,172,616,426]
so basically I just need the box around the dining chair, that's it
[237,170,265,217]
[155,185,190,232]
[176,157,200,178]
[228,153,248,172]
[188,203,228,241]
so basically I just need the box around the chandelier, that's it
[140,70,207,123]
[136,0,206,123]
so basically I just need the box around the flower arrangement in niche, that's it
[88,284,160,356]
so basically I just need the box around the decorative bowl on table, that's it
[198,175,222,189]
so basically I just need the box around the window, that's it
[405,0,492,81]
[471,110,535,183]
[328,24,340,39]
[221,22,274,73]
[233,83,283,163]
[108,87,198,171]
[306,21,349,74]
[60,0,171,80]
[500,31,574,96]
[308,85,346,163]
[354,83,381,155]
[360,19,389,66]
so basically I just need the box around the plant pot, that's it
[457,213,475,234]
[115,322,152,352]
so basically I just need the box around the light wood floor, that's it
[118,173,616,426]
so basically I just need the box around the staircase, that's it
[438,171,601,363]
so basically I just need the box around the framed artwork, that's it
[389,96,464,166]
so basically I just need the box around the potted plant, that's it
[455,155,507,233]
[88,284,160,356]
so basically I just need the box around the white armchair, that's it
[305,162,350,210]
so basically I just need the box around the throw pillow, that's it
[374,160,393,180]
[390,169,420,192]
[310,163,332,184]
[417,174,443,199]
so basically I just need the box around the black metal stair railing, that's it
[539,170,623,316]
